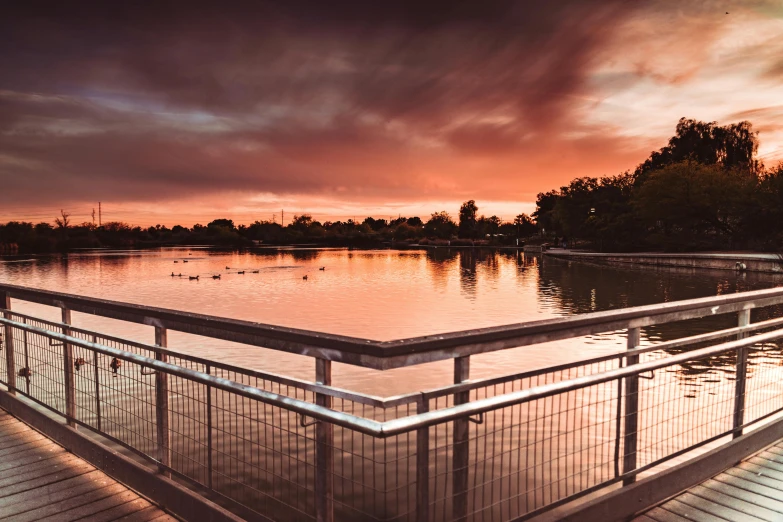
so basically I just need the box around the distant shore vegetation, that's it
[534,118,783,252]
[0,208,537,254]
[1,117,781,255]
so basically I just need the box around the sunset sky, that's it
[2,1,783,227]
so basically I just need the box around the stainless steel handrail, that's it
[0,317,384,436]
[3,282,783,368]
[8,307,783,408]
[4,315,783,438]
[382,328,783,435]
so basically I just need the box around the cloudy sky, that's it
[2,1,782,226]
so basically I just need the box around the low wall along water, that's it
[545,251,783,274]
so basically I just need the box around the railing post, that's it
[622,327,640,485]
[61,307,77,428]
[315,358,334,522]
[733,309,751,438]
[453,355,470,522]
[22,320,30,395]
[206,364,213,490]
[1,292,16,395]
[92,335,101,431]
[416,396,430,522]
[155,326,171,476]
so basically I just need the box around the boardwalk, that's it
[0,408,175,522]
[4,283,783,521]
[634,440,783,522]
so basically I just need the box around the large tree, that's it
[635,118,760,183]
[458,200,478,238]
[424,211,457,239]
[634,161,756,249]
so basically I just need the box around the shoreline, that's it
[544,250,783,274]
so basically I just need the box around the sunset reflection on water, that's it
[1,247,781,396]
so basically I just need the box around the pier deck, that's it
[5,282,783,521]
[634,439,783,522]
[0,408,174,522]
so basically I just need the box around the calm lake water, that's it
[2,247,782,396]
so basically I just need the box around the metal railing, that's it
[2,283,783,521]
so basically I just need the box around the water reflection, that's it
[1,248,782,395]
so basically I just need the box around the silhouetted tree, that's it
[458,200,478,238]
[513,214,537,237]
[635,118,760,183]
[634,161,756,250]
[55,210,71,231]
[208,218,235,230]
[425,211,457,239]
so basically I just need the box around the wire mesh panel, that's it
[210,386,316,521]
[332,403,418,522]
[3,301,783,522]
[743,340,783,422]
[428,380,621,522]
[632,350,736,469]
[11,324,68,412]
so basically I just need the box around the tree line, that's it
[2,117,779,254]
[533,118,783,251]
[0,207,538,254]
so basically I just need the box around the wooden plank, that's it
[149,514,180,522]
[700,478,783,514]
[0,442,64,464]
[641,507,691,522]
[765,444,783,456]
[658,499,731,522]
[675,491,763,521]
[714,471,783,498]
[71,498,155,522]
[0,437,53,457]
[0,422,29,433]
[0,453,81,489]
[748,456,783,474]
[113,505,169,521]
[0,445,64,472]
[0,423,44,441]
[0,469,111,509]
[0,431,46,449]
[7,483,128,522]
[0,423,36,438]
[0,424,44,439]
[632,515,659,522]
[530,414,783,522]
[0,459,95,498]
[0,425,53,447]
[0,478,117,519]
[736,461,783,484]
[36,490,152,522]
[688,485,774,521]
[756,450,783,466]
[0,390,245,522]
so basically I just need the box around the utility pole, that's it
[98,202,102,227]
[92,208,96,226]
[281,209,284,226]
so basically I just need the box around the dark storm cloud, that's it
[0,0,761,208]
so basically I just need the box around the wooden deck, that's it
[0,408,176,522]
[634,440,783,522]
